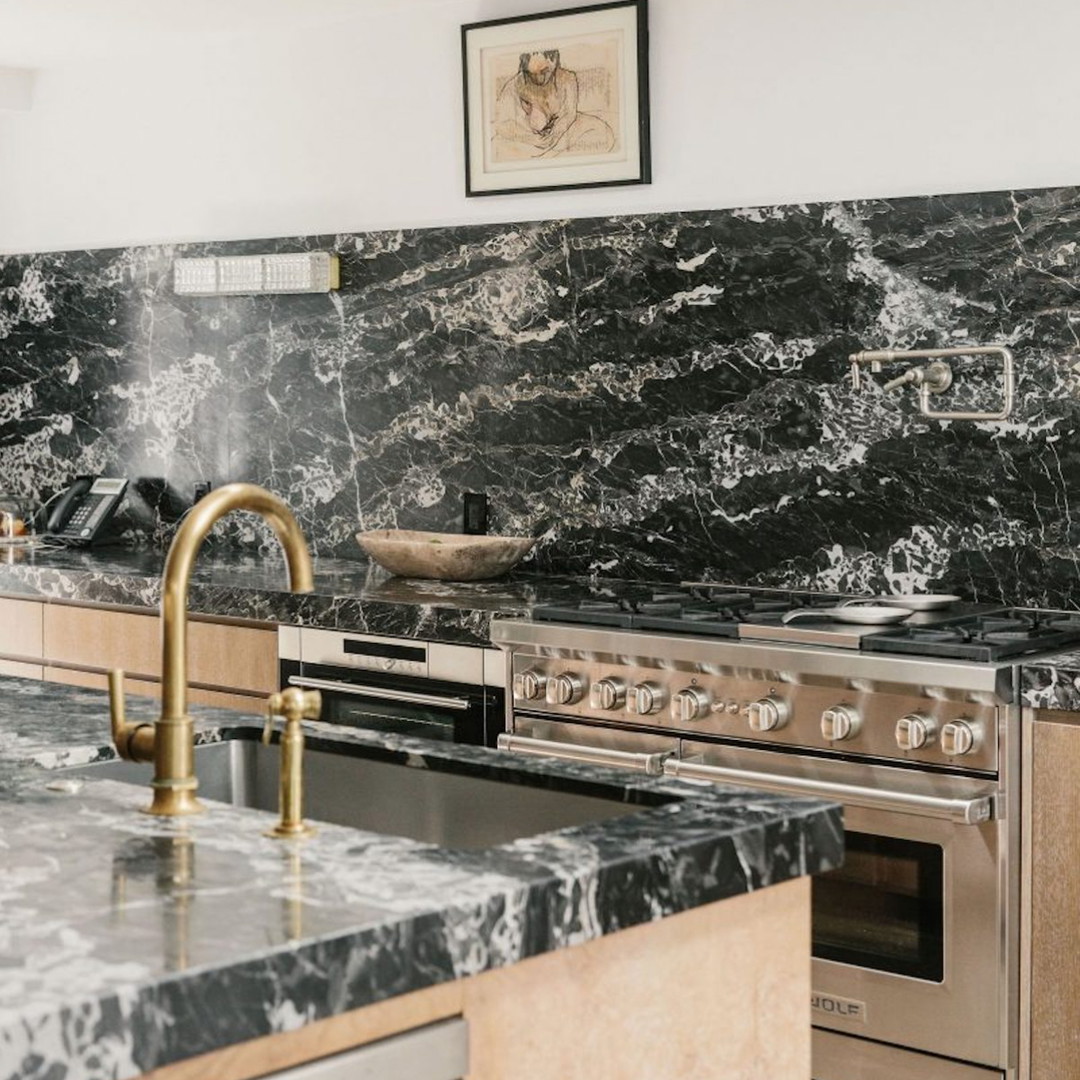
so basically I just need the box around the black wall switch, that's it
[463,492,488,535]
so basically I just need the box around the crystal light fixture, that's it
[173,252,340,296]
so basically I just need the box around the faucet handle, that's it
[109,669,155,763]
[267,687,322,722]
[263,687,322,745]
[261,706,277,747]
[883,367,922,393]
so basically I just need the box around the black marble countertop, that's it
[1021,649,1080,711]
[7,543,1080,714]
[0,541,603,646]
[0,675,842,1080]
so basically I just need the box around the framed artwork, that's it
[461,0,650,197]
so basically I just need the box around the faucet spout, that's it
[110,483,314,816]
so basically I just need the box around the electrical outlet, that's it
[463,492,488,535]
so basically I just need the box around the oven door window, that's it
[811,831,944,982]
[281,660,497,746]
[320,693,467,743]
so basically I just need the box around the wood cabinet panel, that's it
[1030,717,1080,1080]
[140,983,463,1080]
[44,605,158,676]
[189,685,269,714]
[188,621,277,695]
[45,665,159,698]
[44,666,268,714]
[0,597,43,659]
[42,606,276,694]
[0,659,43,680]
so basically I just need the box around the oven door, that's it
[499,716,678,775]
[280,659,501,747]
[812,1029,1004,1080]
[672,741,1008,1070]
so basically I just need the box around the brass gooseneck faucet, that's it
[109,483,315,817]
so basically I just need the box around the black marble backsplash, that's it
[3,188,1080,604]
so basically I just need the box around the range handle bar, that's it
[663,758,996,825]
[497,733,671,776]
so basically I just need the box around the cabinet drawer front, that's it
[0,659,43,680]
[189,621,276,694]
[45,666,159,698]
[44,606,158,675]
[0,598,43,659]
[44,666,268,714]
[268,1019,467,1080]
[43,606,276,693]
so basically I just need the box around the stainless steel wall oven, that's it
[279,627,505,747]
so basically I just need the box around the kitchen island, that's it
[0,675,841,1080]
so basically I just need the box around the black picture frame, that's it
[461,0,651,197]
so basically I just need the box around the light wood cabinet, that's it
[42,605,276,694]
[0,658,44,679]
[0,598,43,658]
[1027,712,1080,1080]
[140,879,811,1080]
[0,596,276,712]
[43,666,271,713]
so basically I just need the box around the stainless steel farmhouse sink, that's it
[61,738,644,849]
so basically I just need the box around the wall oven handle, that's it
[662,759,996,825]
[497,733,672,776]
[286,676,470,712]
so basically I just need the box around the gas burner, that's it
[534,586,779,637]
[864,609,1080,662]
[531,586,1080,660]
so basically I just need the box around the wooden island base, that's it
[145,877,811,1080]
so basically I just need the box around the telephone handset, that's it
[46,476,127,542]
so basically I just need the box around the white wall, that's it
[2,0,1078,254]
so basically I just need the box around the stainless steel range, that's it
[492,586,1080,1080]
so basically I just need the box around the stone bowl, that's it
[356,529,536,581]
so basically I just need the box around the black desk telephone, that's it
[46,476,127,542]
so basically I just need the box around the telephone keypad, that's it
[60,496,108,536]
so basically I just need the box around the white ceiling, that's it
[0,0,455,65]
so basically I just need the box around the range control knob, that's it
[746,697,790,733]
[546,673,585,706]
[821,704,861,742]
[942,720,978,757]
[896,713,936,751]
[672,687,712,723]
[591,678,626,711]
[628,682,667,716]
[513,669,546,701]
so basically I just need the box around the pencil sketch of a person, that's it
[492,49,616,161]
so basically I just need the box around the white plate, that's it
[782,605,913,626]
[880,593,961,612]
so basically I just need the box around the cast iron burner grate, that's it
[863,610,1080,661]
[533,586,850,637]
